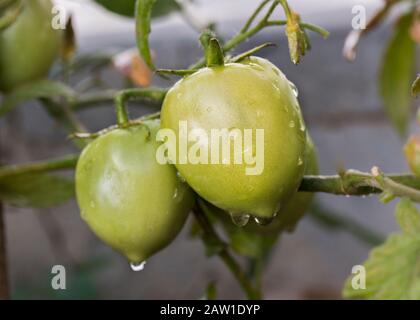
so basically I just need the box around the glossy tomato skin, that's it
[0,0,62,92]
[245,134,318,234]
[161,56,307,219]
[75,120,194,263]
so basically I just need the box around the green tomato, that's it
[0,0,62,92]
[161,56,307,222]
[75,120,194,263]
[245,134,319,234]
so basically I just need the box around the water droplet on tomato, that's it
[289,120,296,128]
[254,216,274,226]
[176,171,186,183]
[297,157,303,166]
[130,261,146,272]
[230,213,250,227]
[288,81,299,97]
[172,188,179,199]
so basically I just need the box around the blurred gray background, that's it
[0,0,414,299]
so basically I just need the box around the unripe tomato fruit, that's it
[161,56,307,222]
[75,120,194,263]
[245,134,318,234]
[0,0,62,92]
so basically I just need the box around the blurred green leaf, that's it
[379,13,416,136]
[396,198,420,236]
[95,0,180,18]
[343,198,420,299]
[229,227,278,259]
[0,172,74,208]
[0,80,75,117]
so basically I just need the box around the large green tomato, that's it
[161,56,307,223]
[0,0,62,92]
[75,120,194,264]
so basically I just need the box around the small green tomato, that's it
[0,0,62,92]
[75,120,194,264]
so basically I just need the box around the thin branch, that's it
[0,154,78,178]
[371,166,420,203]
[241,0,272,33]
[193,201,262,300]
[299,170,420,202]
[70,90,118,111]
[114,88,168,126]
[310,201,385,246]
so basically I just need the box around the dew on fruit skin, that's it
[297,157,303,166]
[89,200,96,208]
[299,118,306,132]
[130,261,146,272]
[254,216,274,226]
[172,188,179,199]
[288,81,299,98]
[272,83,281,93]
[271,67,280,76]
[176,171,186,183]
[289,120,296,128]
[230,213,251,227]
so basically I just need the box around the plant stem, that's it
[71,90,118,111]
[310,202,385,246]
[240,0,272,33]
[0,203,9,300]
[190,16,283,69]
[114,88,168,127]
[205,38,225,67]
[193,204,262,300]
[0,154,79,178]
[299,170,420,200]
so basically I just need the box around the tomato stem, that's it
[205,38,225,67]
[114,88,168,127]
[194,200,262,300]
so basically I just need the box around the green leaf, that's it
[379,13,416,136]
[412,75,420,97]
[343,234,420,299]
[343,199,420,299]
[396,198,420,236]
[135,0,156,70]
[0,172,74,208]
[95,0,179,18]
[0,80,75,117]
[95,0,136,17]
